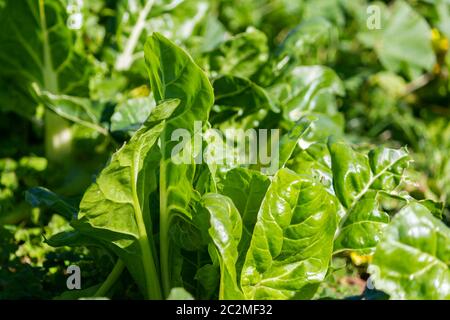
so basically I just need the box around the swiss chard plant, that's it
[1,0,449,300]
[38,33,449,300]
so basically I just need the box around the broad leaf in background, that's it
[435,0,450,39]
[275,17,338,66]
[369,203,450,299]
[207,27,268,78]
[213,75,278,118]
[37,91,109,136]
[110,96,156,135]
[0,0,95,162]
[241,168,339,299]
[256,17,338,86]
[114,0,187,71]
[358,1,436,80]
[270,66,344,122]
[0,0,93,102]
[0,78,36,119]
[25,187,77,221]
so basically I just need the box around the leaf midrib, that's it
[38,0,58,93]
[347,154,409,212]
[130,139,161,299]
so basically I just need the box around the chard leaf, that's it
[200,193,244,299]
[37,91,109,135]
[46,229,99,248]
[289,143,333,192]
[255,17,337,86]
[328,139,373,208]
[241,168,339,299]
[72,99,180,299]
[278,118,312,168]
[275,17,337,66]
[195,263,220,299]
[0,0,94,162]
[145,32,213,145]
[213,75,278,115]
[25,187,77,221]
[207,27,268,78]
[114,0,186,72]
[328,139,410,253]
[221,168,270,276]
[358,1,436,80]
[369,203,450,299]
[144,32,213,296]
[110,97,156,135]
[333,191,390,253]
[273,65,344,122]
[0,0,93,98]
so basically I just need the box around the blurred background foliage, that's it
[0,0,448,299]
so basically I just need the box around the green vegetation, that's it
[0,0,449,300]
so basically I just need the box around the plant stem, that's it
[94,259,125,297]
[131,146,162,299]
[115,0,154,71]
[159,157,171,298]
[45,111,73,163]
[39,0,73,163]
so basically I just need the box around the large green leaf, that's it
[144,32,214,296]
[72,99,180,299]
[328,139,410,253]
[144,32,213,156]
[369,203,450,300]
[241,168,339,299]
[220,168,270,276]
[200,193,244,299]
[0,0,92,97]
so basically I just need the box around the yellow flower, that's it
[350,251,373,266]
[431,28,449,53]
[129,85,150,98]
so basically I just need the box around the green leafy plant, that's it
[1,0,449,301]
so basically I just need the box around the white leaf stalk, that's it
[115,0,154,71]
